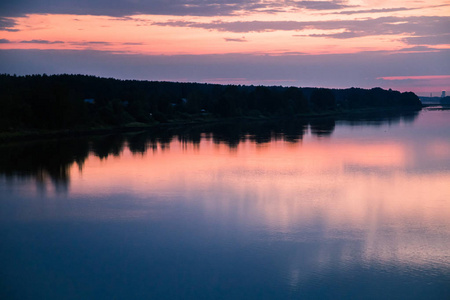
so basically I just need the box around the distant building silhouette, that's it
[442,91,446,98]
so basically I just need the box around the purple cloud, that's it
[333,4,450,15]
[122,42,144,45]
[0,17,19,31]
[153,16,449,34]
[398,46,440,52]
[224,37,247,42]
[0,0,351,17]
[69,41,112,46]
[20,39,64,44]
[152,20,309,32]
[152,16,450,48]
[86,41,112,45]
[403,34,450,46]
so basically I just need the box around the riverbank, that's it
[0,105,423,143]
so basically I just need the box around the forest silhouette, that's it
[0,74,422,132]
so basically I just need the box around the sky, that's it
[0,0,449,95]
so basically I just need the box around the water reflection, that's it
[0,139,89,190]
[0,109,420,186]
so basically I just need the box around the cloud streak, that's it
[333,4,450,15]
[224,37,247,42]
[20,39,64,44]
[403,34,450,46]
[153,16,450,43]
[0,0,352,17]
[0,17,19,31]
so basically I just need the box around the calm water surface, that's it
[1,108,450,299]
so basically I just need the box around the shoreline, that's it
[0,105,424,143]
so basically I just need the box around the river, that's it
[1,108,449,299]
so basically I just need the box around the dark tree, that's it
[310,88,336,111]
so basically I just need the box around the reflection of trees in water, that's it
[127,132,149,154]
[177,131,202,150]
[90,134,125,159]
[202,119,308,147]
[338,110,420,127]
[310,119,335,137]
[0,110,420,187]
[0,138,90,190]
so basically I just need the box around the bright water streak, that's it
[1,108,450,299]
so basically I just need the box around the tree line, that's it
[0,74,422,131]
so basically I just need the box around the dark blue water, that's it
[1,108,450,299]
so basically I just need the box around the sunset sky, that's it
[1,0,449,95]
